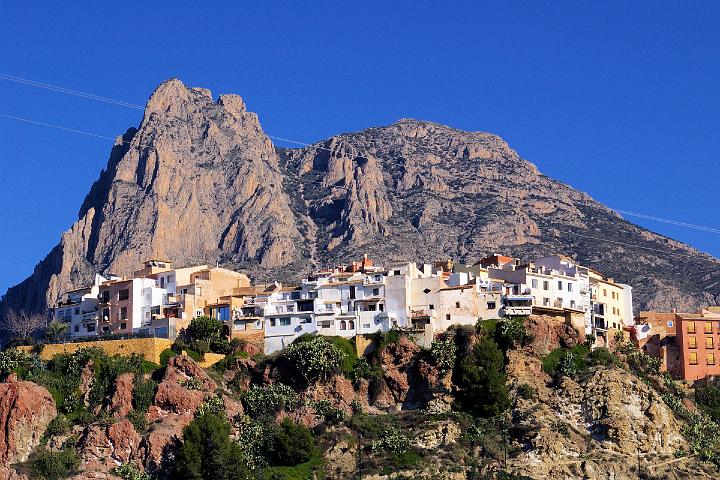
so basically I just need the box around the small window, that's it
[280,318,291,326]
[375,275,381,281]
[118,289,129,301]
[531,279,538,289]
[543,298,550,306]
[690,351,698,365]
[120,322,127,330]
[120,307,127,320]
[706,322,713,334]
[603,289,607,297]
[558,280,563,290]
[429,304,434,310]
[689,337,697,349]
[319,321,331,328]
[668,321,673,327]
[708,352,716,365]
[543,281,549,291]
[340,320,347,330]
[446,314,451,320]
[74,308,80,315]
[363,323,371,329]
[487,301,496,309]
[270,319,277,327]
[567,283,573,292]
[394,270,401,275]
[687,322,696,333]
[348,320,355,330]
[372,288,380,296]
[455,301,461,308]
[74,325,79,332]
[707,337,714,349]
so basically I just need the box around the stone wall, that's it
[17,337,174,364]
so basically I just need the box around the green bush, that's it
[695,379,720,423]
[454,337,510,417]
[323,336,357,375]
[516,383,536,400]
[185,316,224,344]
[112,463,151,480]
[127,409,148,432]
[351,356,383,382]
[241,384,299,418]
[587,347,617,367]
[496,316,529,350]
[371,428,411,454]
[45,414,70,438]
[132,376,157,412]
[430,337,457,372]
[284,336,344,382]
[159,348,176,367]
[196,396,225,417]
[174,412,253,480]
[266,418,316,467]
[28,447,80,480]
[309,399,349,425]
[541,345,589,376]
[0,349,35,379]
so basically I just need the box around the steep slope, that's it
[2,79,719,316]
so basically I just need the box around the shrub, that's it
[159,348,176,367]
[541,345,589,376]
[558,352,580,377]
[241,384,299,418]
[284,336,344,382]
[132,376,157,413]
[210,337,232,355]
[309,399,349,425]
[351,356,383,382]
[185,316,224,344]
[127,409,148,432]
[0,349,35,378]
[695,379,720,423]
[516,383,536,400]
[587,347,617,367]
[496,316,529,350]
[454,337,510,417]
[371,428,411,455]
[45,414,70,437]
[322,336,357,375]
[180,377,204,390]
[266,418,316,467]
[196,396,225,417]
[235,415,270,469]
[430,337,457,372]
[28,447,80,480]
[112,463,151,480]
[175,411,253,480]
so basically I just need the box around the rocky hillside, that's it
[0,316,718,479]
[3,78,719,315]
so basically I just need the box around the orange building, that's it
[676,312,720,381]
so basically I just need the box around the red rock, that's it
[110,373,134,418]
[78,420,141,472]
[0,376,56,464]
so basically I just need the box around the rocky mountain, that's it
[2,78,719,315]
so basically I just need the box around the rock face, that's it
[3,78,720,315]
[0,375,56,464]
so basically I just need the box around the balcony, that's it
[363,276,385,286]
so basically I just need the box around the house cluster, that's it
[52,254,635,354]
[633,307,720,382]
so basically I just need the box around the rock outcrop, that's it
[4,78,720,319]
[0,375,56,465]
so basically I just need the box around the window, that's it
[375,275,381,281]
[74,325,79,333]
[88,324,96,332]
[168,275,174,284]
[217,306,230,321]
[363,323,371,329]
[196,286,202,296]
[706,322,713,334]
[689,337,697,349]
[688,322,696,333]
[145,312,151,319]
[372,288,380,296]
[120,322,127,330]
[668,321,674,327]
[160,277,165,288]
[270,319,277,327]
[531,279,538,289]
[120,307,127,320]
[319,321,331,328]
[340,320,347,330]
[543,281,549,291]
[368,304,377,311]
[708,352,716,365]
[707,337,714,349]
[279,318,291,326]
[118,289,129,301]
[102,326,110,333]
[558,280,563,290]
[74,308,80,315]
[603,289,607,297]
[301,318,312,324]
[570,300,576,309]
[543,298,550,306]
[446,314,451,320]
[349,286,356,299]
[690,351,698,365]
[102,308,110,321]
[429,304,434,310]
[455,302,461,308]
[394,270,401,275]
[348,320,355,330]
[567,283,573,292]
[379,303,384,312]
[487,301,496,309]
[100,290,110,303]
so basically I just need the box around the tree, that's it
[284,336,344,382]
[184,316,223,344]
[2,309,46,340]
[454,337,510,417]
[175,412,253,480]
[267,418,316,466]
[45,320,69,342]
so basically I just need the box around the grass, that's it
[259,455,325,479]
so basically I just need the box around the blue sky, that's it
[1,2,720,295]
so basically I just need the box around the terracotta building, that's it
[676,311,720,381]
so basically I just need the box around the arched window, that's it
[348,320,355,330]
[340,320,347,330]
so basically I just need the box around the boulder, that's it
[78,419,141,471]
[109,373,134,418]
[0,375,57,464]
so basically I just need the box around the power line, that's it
[3,73,720,241]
